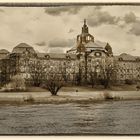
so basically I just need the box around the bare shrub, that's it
[103,92,113,100]
[2,74,26,92]
[103,92,122,100]
[23,95,34,102]
[125,79,133,85]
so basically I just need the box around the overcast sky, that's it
[0,6,140,55]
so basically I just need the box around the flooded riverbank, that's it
[0,100,140,135]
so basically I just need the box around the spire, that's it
[82,19,88,33]
[84,19,86,25]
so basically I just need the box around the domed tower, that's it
[67,19,107,54]
[77,19,94,45]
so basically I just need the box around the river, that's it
[0,100,140,135]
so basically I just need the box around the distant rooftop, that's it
[0,49,9,54]
[114,53,140,61]
[37,53,77,60]
[68,40,107,53]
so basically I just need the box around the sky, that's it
[0,5,140,55]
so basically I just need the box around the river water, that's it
[0,100,140,135]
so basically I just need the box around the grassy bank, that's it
[26,84,139,92]
[0,90,139,105]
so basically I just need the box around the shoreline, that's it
[0,91,140,105]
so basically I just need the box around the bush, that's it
[125,79,133,85]
[23,95,34,102]
[99,79,110,89]
[103,92,122,100]
[2,74,26,92]
[103,92,113,100]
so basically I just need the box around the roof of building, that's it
[37,53,77,60]
[15,43,32,48]
[0,49,9,54]
[12,43,36,54]
[114,53,140,61]
[68,40,107,53]
[85,40,107,49]
[67,46,77,52]
[0,49,10,60]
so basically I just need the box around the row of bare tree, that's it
[28,61,65,95]
[27,58,116,95]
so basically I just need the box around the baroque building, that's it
[67,19,114,84]
[0,20,140,86]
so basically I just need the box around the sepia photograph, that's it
[0,1,140,135]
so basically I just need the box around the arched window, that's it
[66,55,71,61]
[120,74,123,78]
[119,57,123,61]
[45,55,50,60]
[94,52,102,57]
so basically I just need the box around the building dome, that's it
[0,49,9,59]
[12,43,36,54]
[0,49,9,54]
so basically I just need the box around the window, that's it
[119,57,123,61]
[88,59,91,62]
[120,74,123,78]
[66,55,71,61]
[45,55,50,60]
[94,52,102,57]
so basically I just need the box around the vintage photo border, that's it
[0,1,139,140]
[0,2,139,7]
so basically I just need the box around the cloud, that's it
[47,48,66,53]
[68,28,74,33]
[124,12,136,24]
[35,41,46,46]
[86,8,120,27]
[44,6,83,16]
[48,38,75,53]
[129,21,140,36]
[48,38,75,48]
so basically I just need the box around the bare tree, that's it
[89,70,97,88]
[75,65,82,86]
[3,74,26,91]
[101,58,116,89]
[29,60,46,87]
[43,73,64,96]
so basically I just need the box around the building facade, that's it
[0,43,79,86]
[0,20,140,86]
[114,53,140,83]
